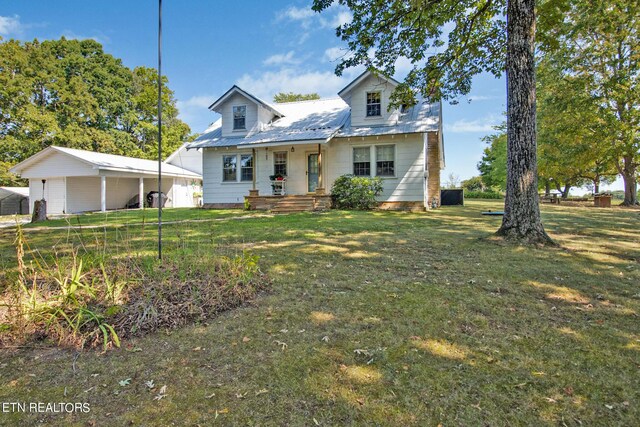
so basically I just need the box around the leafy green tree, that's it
[461,176,486,192]
[541,0,639,204]
[313,0,553,244]
[273,92,321,103]
[0,38,190,185]
[478,131,507,191]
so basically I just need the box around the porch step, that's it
[271,196,317,213]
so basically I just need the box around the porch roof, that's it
[187,97,440,149]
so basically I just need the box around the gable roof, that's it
[0,187,29,198]
[208,85,284,117]
[187,96,440,149]
[337,70,401,98]
[10,146,201,179]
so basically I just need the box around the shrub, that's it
[465,190,504,199]
[331,174,384,210]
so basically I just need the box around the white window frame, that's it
[222,154,238,182]
[240,154,254,182]
[273,151,288,177]
[351,144,397,179]
[232,105,247,130]
[366,91,382,117]
[375,144,396,178]
[221,153,254,183]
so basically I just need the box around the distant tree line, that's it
[0,38,191,186]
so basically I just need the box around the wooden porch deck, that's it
[245,194,332,213]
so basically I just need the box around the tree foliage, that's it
[540,0,639,204]
[273,92,321,103]
[536,57,618,197]
[0,38,190,185]
[478,130,507,191]
[313,0,506,108]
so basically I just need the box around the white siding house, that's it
[188,70,444,210]
[10,146,202,215]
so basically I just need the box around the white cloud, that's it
[466,95,499,102]
[279,5,315,21]
[0,15,22,36]
[323,46,350,62]
[236,68,351,100]
[277,4,351,30]
[263,51,299,66]
[61,30,110,45]
[394,56,414,77]
[177,95,215,127]
[320,9,352,29]
[445,115,502,133]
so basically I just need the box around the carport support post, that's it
[139,178,144,208]
[100,176,106,212]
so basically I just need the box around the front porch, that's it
[245,194,332,213]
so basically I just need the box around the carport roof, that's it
[10,146,202,179]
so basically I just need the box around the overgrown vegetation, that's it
[1,224,268,350]
[331,174,383,210]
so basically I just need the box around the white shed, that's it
[10,146,202,215]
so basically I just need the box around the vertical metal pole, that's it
[157,0,163,260]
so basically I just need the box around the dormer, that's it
[338,70,402,127]
[209,85,284,137]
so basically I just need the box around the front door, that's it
[307,153,319,193]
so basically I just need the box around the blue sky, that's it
[2,1,619,192]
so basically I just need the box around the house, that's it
[187,71,444,211]
[0,187,29,215]
[9,146,202,214]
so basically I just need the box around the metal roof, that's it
[188,97,440,149]
[0,187,29,197]
[10,146,202,179]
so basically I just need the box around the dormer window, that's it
[366,92,381,117]
[233,106,246,130]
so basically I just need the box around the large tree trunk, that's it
[593,177,600,194]
[496,0,554,245]
[561,184,570,199]
[621,156,638,205]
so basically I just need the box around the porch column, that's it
[252,148,257,191]
[138,177,144,208]
[316,143,325,195]
[249,148,259,196]
[100,176,106,212]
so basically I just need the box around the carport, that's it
[10,146,202,214]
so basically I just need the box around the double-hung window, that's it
[366,92,381,117]
[233,105,246,130]
[273,151,287,176]
[353,145,396,177]
[240,154,253,181]
[222,155,237,182]
[375,145,395,177]
[353,147,371,176]
[223,153,253,182]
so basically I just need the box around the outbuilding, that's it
[0,187,29,215]
[10,146,202,214]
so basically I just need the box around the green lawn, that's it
[0,201,638,426]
